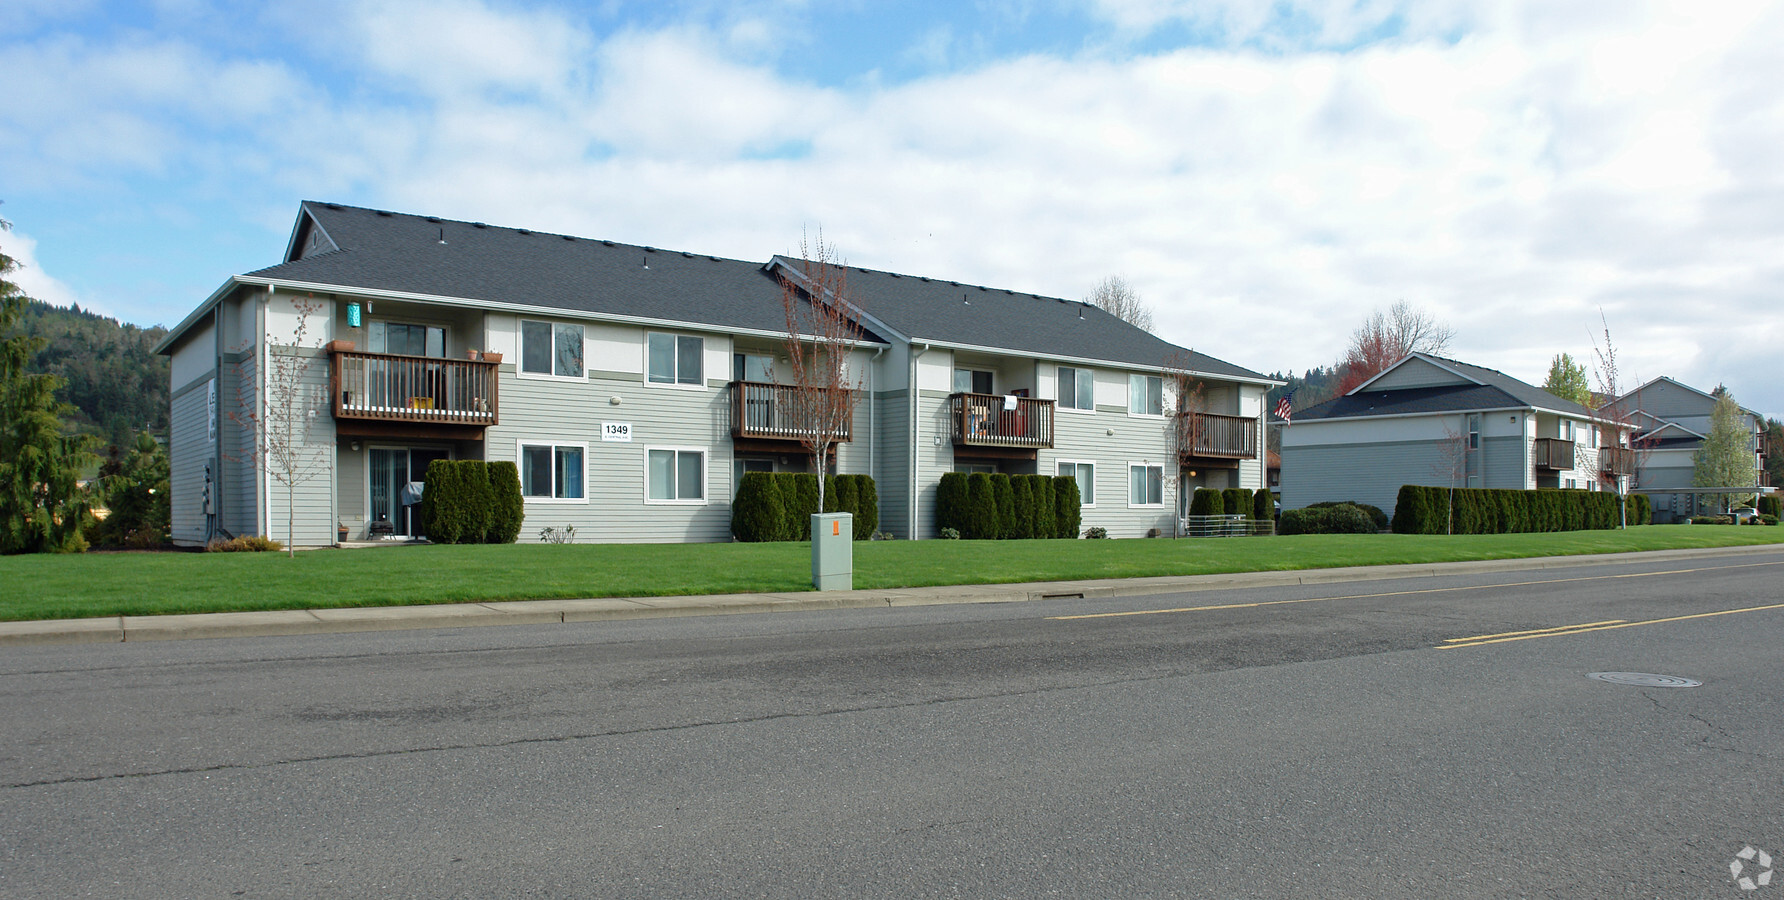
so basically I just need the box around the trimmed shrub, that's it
[1759,495,1780,519]
[830,474,856,520]
[992,474,1016,540]
[1630,493,1651,526]
[486,462,524,543]
[936,473,970,537]
[1052,475,1081,538]
[732,472,786,542]
[1029,475,1056,541]
[1084,526,1108,539]
[420,459,465,544]
[457,461,494,546]
[1223,488,1252,520]
[793,474,820,539]
[965,473,1000,540]
[1309,500,1387,532]
[1279,504,1376,535]
[205,534,283,552]
[772,473,803,540]
[1391,485,1429,534]
[1253,489,1274,522]
[1189,488,1223,517]
[851,475,879,540]
[1010,476,1036,539]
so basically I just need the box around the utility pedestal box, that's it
[811,513,853,591]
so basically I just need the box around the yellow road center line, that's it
[1442,621,1625,642]
[1437,601,1784,649]
[1046,560,1784,621]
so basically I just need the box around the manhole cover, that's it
[1587,672,1703,688]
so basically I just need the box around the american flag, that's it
[1274,390,1295,425]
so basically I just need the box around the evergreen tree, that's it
[1540,353,1592,406]
[91,430,170,547]
[0,224,98,553]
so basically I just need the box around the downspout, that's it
[909,343,930,539]
[260,285,272,540]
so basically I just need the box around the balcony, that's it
[949,393,1054,454]
[730,381,852,447]
[1599,445,1636,477]
[1176,412,1259,464]
[1533,437,1576,471]
[330,349,498,440]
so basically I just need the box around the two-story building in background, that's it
[154,202,1278,546]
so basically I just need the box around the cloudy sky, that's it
[3,0,1781,413]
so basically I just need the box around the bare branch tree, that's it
[1431,415,1470,535]
[1088,276,1155,333]
[228,294,330,555]
[1334,300,1454,394]
[778,230,865,514]
[1587,310,1649,527]
[1163,352,1208,538]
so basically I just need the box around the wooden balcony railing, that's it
[1533,437,1576,471]
[331,350,499,426]
[1176,412,1259,460]
[1599,445,1636,477]
[729,381,851,442]
[949,393,1054,449]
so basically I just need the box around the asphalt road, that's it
[4,551,1783,898]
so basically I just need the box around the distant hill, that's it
[17,300,169,449]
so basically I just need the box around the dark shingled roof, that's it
[249,202,844,338]
[233,202,1270,381]
[784,260,1271,381]
[1293,355,1599,421]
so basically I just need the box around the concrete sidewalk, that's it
[4,544,1780,647]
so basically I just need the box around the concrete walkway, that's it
[4,544,1779,647]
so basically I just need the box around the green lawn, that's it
[4,526,1783,623]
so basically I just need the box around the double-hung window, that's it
[519,442,585,500]
[649,333,704,386]
[1057,460,1096,506]
[1128,374,1163,416]
[647,448,706,502]
[1129,464,1164,507]
[1058,366,1094,411]
[520,321,585,378]
[370,321,445,357]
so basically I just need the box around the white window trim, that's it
[1128,462,1166,508]
[516,439,589,504]
[1057,365,1096,414]
[1056,458,1097,508]
[516,319,587,382]
[1126,374,1165,419]
[645,332,708,391]
[644,445,710,505]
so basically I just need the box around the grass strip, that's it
[3,526,1782,622]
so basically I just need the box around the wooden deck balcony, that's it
[729,381,852,444]
[1176,412,1259,462]
[330,349,498,439]
[949,393,1054,450]
[1533,437,1576,471]
[1599,445,1636,477]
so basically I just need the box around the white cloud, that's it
[4,229,93,314]
[5,0,1783,414]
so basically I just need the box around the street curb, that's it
[5,544,1781,647]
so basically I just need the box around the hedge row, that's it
[1760,495,1781,519]
[1306,500,1388,531]
[732,473,879,542]
[936,472,1081,539]
[419,460,524,544]
[1279,504,1376,535]
[1390,485,1651,535]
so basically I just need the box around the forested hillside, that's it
[16,300,169,449]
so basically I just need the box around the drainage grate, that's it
[1587,672,1703,688]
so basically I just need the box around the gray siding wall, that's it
[337,444,368,535]
[1481,435,1527,490]
[222,353,259,540]
[1045,402,1176,538]
[912,390,956,539]
[1280,440,1449,515]
[1366,358,1468,390]
[168,378,213,546]
[485,367,735,543]
[874,389,911,539]
[258,348,338,547]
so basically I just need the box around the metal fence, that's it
[1179,515,1275,537]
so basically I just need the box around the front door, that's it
[369,448,452,537]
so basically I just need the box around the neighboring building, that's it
[1279,353,1629,515]
[1596,377,1767,521]
[154,201,1279,546]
